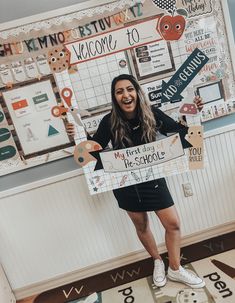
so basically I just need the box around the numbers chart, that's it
[82,112,109,133]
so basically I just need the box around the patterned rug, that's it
[69,250,235,303]
[18,232,235,303]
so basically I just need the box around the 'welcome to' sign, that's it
[65,17,162,64]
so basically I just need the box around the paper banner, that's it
[65,17,162,65]
[99,134,184,172]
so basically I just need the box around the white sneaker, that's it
[153,259,166,287]
[168,266,205,288]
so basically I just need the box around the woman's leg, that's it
[155,205,181,270]
[127,211,161,260]
[152,205,205,288]
[127,210,167,287]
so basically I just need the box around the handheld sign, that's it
[161,48,209,103]
[99,135,184,172]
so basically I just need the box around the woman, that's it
[66,74,205,288]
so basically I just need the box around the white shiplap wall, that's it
[0,125,235,299]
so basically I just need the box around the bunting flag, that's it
[151,0,176,14]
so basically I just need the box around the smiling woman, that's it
[114,79,138,118]
[66,73,205,289]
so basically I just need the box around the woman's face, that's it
[114,79,138,118]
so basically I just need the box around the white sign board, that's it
[65,17,162,64]
[100,134,184,172]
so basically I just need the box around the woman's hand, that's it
[66,122,76,137]
[194,95,204,112]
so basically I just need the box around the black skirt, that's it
[113,178,174,212]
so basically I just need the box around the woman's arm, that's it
[155,96,203,134]
[153,96,203,148]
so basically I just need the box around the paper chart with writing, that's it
[176,0,213,18]
[131,41,175,80]
[179,12,235,120]
[182,15,221,81]
[2,80,70,155]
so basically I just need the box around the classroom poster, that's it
[2,80,70,155]
[0,0,234,182]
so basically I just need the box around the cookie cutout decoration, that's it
[74,140,102,168]
[47,46,70,73]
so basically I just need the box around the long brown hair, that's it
[110,74,157,148]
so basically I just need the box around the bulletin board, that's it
[2,78,71,155]
[0,0,234,183]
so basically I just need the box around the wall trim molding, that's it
[14,221,235,300]
[1,123,235,200]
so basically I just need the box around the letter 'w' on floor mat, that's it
[17,245,235,303]
[68,250,235,303]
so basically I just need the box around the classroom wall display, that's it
[130,41,175,81]
[0,0,234,180]
[2,79,71,155]
[0,75,75,175]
